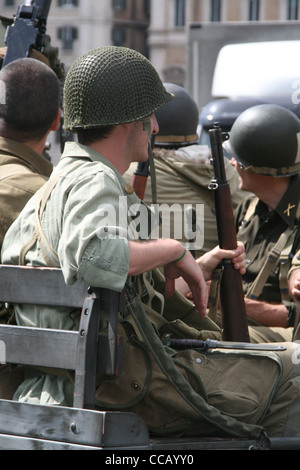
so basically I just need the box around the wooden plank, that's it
[0,265,88,308]
[0,325,78,370]
[0,434,103,450]
[0,400,150,448]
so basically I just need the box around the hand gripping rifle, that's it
[209,123,250,342]
[2,0,52,67]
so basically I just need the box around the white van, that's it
[198,40,300,149]
[211,40,300,101]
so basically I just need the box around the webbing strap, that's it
[19,164,79,266]
[245,230,294,300]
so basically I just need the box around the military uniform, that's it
[0,137,53,249]
[2,140,300,438]
[124,145,249,257]
[236,174,300,312]
[4,47,300,439]
[235,176,300,342]
[223,104,300,343]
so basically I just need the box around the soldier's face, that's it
[131,115,159,163]
[231,157,252,191]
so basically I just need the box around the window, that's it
[175,0,185,27]
[112,27,126,46]
[58,0,78,7]
[210,0,221,22]
[112,0,126,10]
[4,0,15,6]
[249,0,260,20]
[144,0,151,18]
[57,27,78,49]
[288,0,299,19]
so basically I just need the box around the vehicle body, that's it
[197,39,300,149]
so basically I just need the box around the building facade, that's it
[1,0,300,76]
[1,0,300,75]
[148,0,300,87]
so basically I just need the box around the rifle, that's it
[131,135,156,202]
[2,0,52,67]
[209,123,250,342]
[131,160,150,201]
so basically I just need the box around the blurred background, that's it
[1,0,300,163]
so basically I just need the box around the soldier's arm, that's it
[128,239,208,317]
[244,298,289,328]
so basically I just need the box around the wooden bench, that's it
[0,264,295,450]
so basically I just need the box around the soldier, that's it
[124,83,249,257]
[0,57,61,249]
[3,47,300,439]
[223,104,300,343]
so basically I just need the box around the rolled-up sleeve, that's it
[56,168,130,291]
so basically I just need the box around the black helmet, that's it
[63,46,173,131]
[154,83,199,147]
[224,104,300,176]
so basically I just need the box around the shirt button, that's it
[125,184,135,194]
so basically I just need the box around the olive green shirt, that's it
[235,174,300,326]
[1,141,145,405]
[0,136,53,249]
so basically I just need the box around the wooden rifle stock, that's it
[131,135,155,201]
[209,123,250,342]
[131,160,149,200]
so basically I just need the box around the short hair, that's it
[0,57,61,142]
[76,125,115,146]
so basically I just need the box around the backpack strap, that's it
[245,228,295,300]
[245,201,300,301]
[19,164,79,266]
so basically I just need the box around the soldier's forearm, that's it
[244,298,289,328]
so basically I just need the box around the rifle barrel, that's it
[209,124,250,342]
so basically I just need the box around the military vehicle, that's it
[0,2,299,451]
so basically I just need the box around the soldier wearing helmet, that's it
[124,83,248,256]
[1,47,246,410]
[224,104,300,342]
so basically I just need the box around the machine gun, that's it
[2,0,52,67]
[209,123,250,342]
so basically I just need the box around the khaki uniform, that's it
[0,136,53,249]
[235,174,300,342]
[124,145,250,256]
[3,141,300,438]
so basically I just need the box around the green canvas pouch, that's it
[95,284,267,439]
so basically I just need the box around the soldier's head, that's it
[63,46,173,146]
[154,83,199,149]
[0,57,61,142]
[224,104,300,177]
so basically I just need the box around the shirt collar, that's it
[275,174,300,227]
[61,141,142,205]
[0,136,53,176]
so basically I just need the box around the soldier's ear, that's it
[51,108,61,131]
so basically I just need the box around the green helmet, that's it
[154,83,199,147]
[223,104,300,176]
[63,46,173,131]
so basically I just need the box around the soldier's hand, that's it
[164,250,208,318]
[196,242,246,281]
